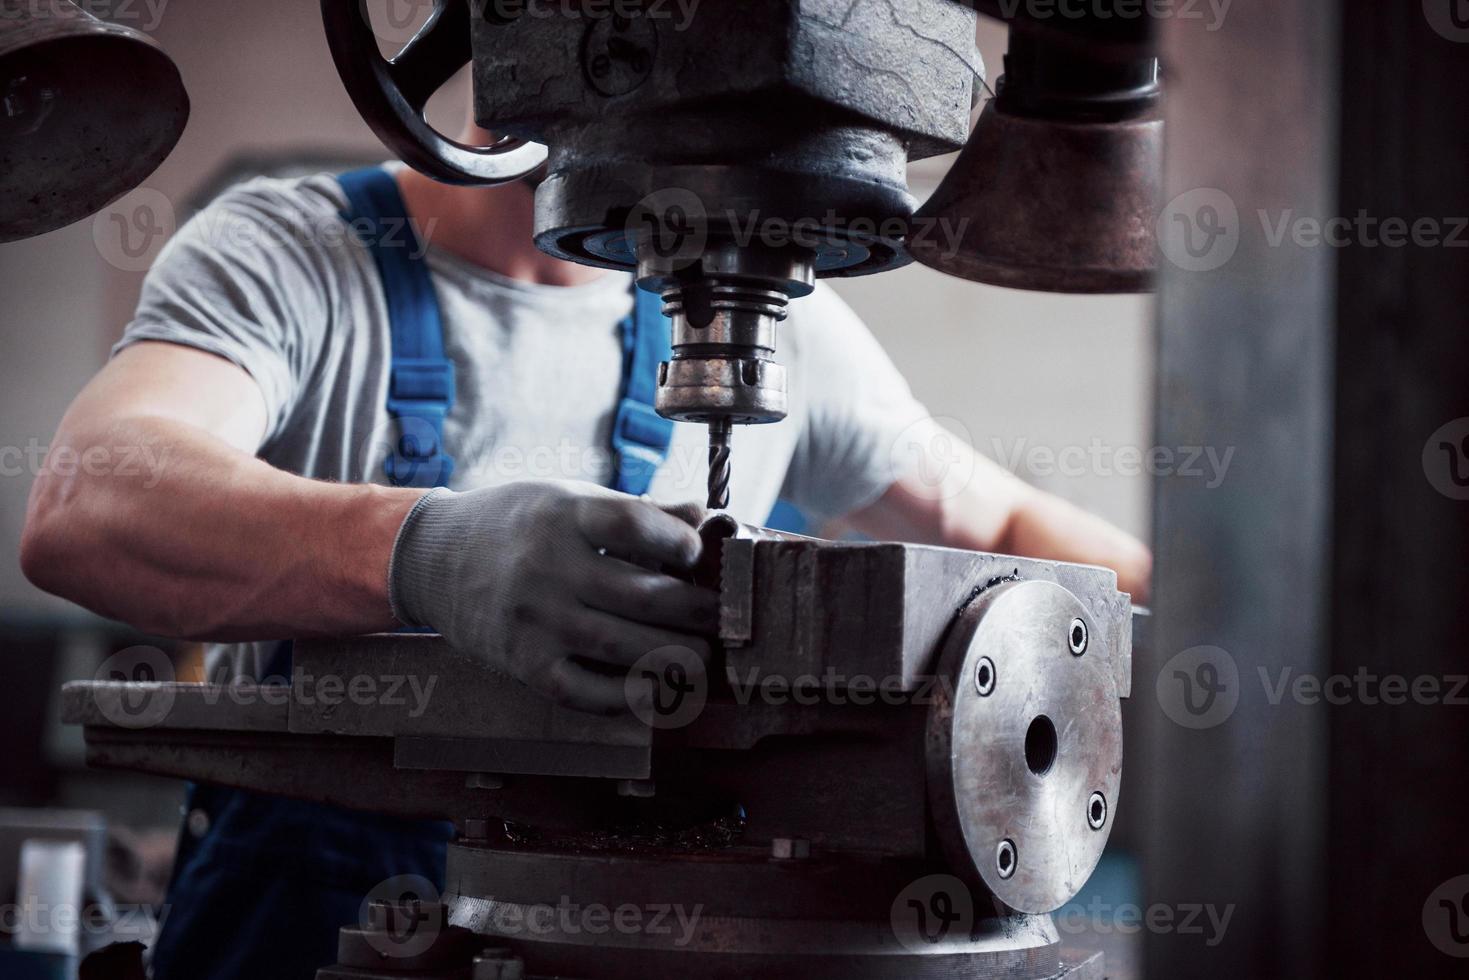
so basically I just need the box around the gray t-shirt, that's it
[115,171,929,678]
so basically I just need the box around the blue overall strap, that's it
[337,167,455,489]
[610,285,675,495]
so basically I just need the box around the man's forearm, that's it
[992,488,1152,601]
[21,415,424,640]
[845,438,1152,602]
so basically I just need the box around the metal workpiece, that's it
[692,512,814,588]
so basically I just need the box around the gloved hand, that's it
[388,480,716,714]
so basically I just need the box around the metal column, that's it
[1140,0,1337,976]
[1140,0,1469,976]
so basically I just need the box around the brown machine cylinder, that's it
[911,20,1164,293]
[0,0,188,242]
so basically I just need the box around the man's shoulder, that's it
[179,172,355,254]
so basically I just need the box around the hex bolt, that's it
[1087,791,1108,830]
[771,837,811,860]
[996,838,1017,879]
[975,656,996,696]
[1068,618,1088,656]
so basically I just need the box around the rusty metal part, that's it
[474,0,978,269]
[0,0,188,242]
[912,25,1162,293]
[322,0,978,273]
[320,0,979,464]
[911,99,1162,292]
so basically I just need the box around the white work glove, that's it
[388,480,716,714]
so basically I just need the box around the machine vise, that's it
[64,525,1134,979]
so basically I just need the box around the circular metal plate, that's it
[927,580,1122,914]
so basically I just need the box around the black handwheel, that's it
[321,0,547,185]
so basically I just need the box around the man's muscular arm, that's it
[22,341,716,712]
[843,427,1153,603]
[20,341,422,640]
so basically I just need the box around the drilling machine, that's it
[319,0,1160,510]
[45,1,1161,976]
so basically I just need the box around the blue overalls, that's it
[149,167,675,980]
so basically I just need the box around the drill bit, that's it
[707,419,732,510]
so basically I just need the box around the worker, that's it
[19,120,1151,979]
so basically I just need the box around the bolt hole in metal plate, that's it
[928,580,1122,914]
